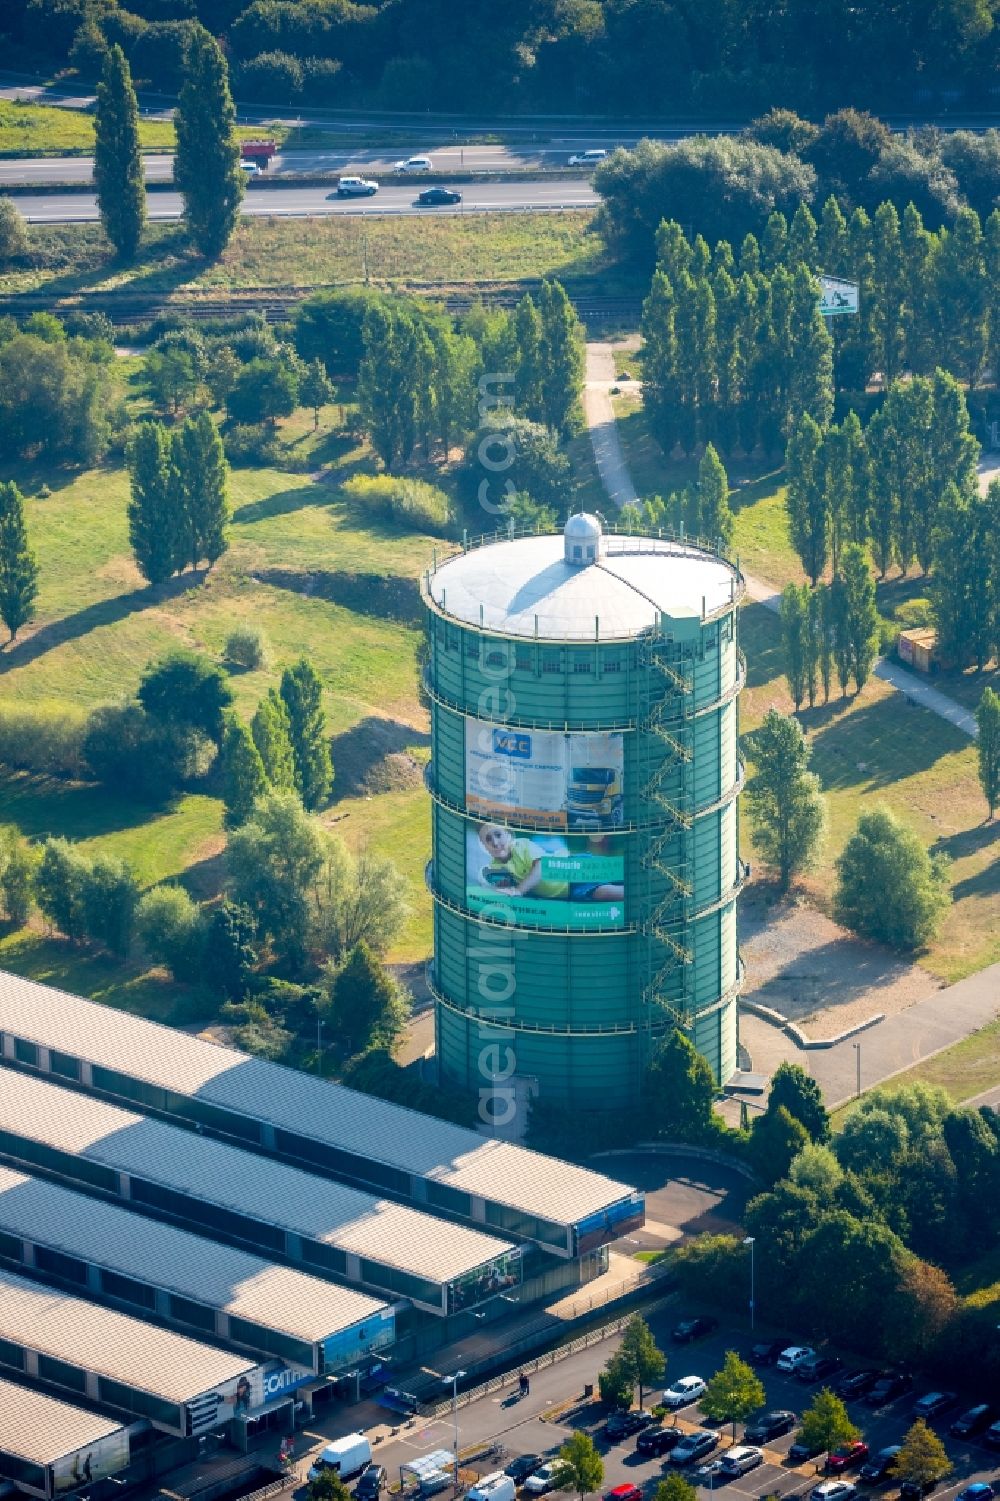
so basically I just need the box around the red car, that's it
[826,1443,869,1474]
[606,1487,642,1501]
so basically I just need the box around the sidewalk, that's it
[583,344,638,508]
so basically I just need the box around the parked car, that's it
[672,1316,718,1343]
[864,1373,911,1406]
[335,176,378,196]
[836,1372,879,1400]
[810,1484,858,1501]
[789,1439,826,1465]
[637,1428,683,1458]
[951,1405,994,1438]
[799,1355,844,1385]
[720,1447,765,1478]
[826,1444,869,1475]
[750,1340,789,1366]
[912,1392,958,1422]
[745,1412,796,1444]
[956,1486,995,1501]
[777,1348,816,1374]
[671,1431,719,1466]
[662,1377,707,1411]
[859,1446,901,1484]
[417,187,462,204]
[605,1409,652,1441]
[394,156,432,172]
[240,160,261,175]
[605,1488,642,1501]
[692,1461,725,1484]
[985,1421,1000,1449]
[505,1457,542,1484]
[355,1466,387,1501]
[899,1480,939,1501]
[568,149,608,166]
[523,1464,570,1496]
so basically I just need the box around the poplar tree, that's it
[252,689,296,790]
[280,657,333,809]
[786,202,817,267]
[937,208,990,389]
[977,688,1000,820]
[0,481,38,642]
[839,542,880,692]
[788,264,834,432]
[871,202,906,386]
[641,270,680,455]
[174,29,244,258]
[696,444,733,550]
[127,423,178,585]
[804,586,823,708]
[780,583,808,711]
[94,45,145,261]
[173,409,229,570]
[537,279,584,435]
[786,412,828,584]
[222,715,269,830]
[513,293,545,422]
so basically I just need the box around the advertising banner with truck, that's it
[465,721,624,830]
[466,825,625,931]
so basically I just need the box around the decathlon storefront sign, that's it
[186,1360,312,1436]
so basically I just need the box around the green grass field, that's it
[0,211,611,301]
[0,99,284,156]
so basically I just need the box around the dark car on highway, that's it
[864,1373,912,1406]
[799,1354,844,1384]
[859,1445,901,1484]
[505,1457,542,1484]
[836,1372,879,1400]
[417,187,463,204]
[951,1405,994,1438]
[672,1316,719,1343]
[745,1412,796,1445]
[605,1410,653,1441]
[637,1427,683,1458]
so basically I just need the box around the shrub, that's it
[0,703,87,778]
[35,838,89,942]
[835,805,952,950]
[341,473,453,535]
[136,885,205,982]
[223,422,280,466]
[894,597,935,629]
[0,835,37,927]
[83,703,200,801]
[224,625,269,671]
[81,856,140,957]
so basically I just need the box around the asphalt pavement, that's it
[11,177,597,223]
[296,1308,1000,1501]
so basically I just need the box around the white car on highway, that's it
[662,1376,707,1410]
[568,148,607,166]
[336,176,379,197]
[394,155,432,172]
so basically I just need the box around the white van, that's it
[466,1475,516,1501]
[308,1434,373,1483]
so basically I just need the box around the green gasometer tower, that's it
[420,514,747,1113]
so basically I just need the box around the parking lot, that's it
[368,1311,1000,1501]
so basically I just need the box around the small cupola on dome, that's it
[564,512,604,567]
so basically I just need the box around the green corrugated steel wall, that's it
[425,565,743,1109]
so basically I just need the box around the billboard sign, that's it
[186,1359,313,1435]
[447,1249,522,1316]
[465,721,624,830]
[321,1308,396,1373]
[818,274,859,316]
[574,1194,646,1255]
[466,825,625,931]
[52,1429,129,1494]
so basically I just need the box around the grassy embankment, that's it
[0,99,284,155]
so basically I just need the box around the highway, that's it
[0,144,617,186]
[13,177,598,223]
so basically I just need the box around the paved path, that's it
[583,343,638,508]
[741,960,1000,1107]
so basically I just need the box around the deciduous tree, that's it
[252,688,296,790]
[617,1316,666,1409]
[744,710,826,891]
[280,657,333,810]
[891,1422,951,1492]
[222,714,269,829]
[558,1431,603,1501]
[329,940,409,1053]
[700,1351,765,1441]
[834,806,951,951]
[796,1389,858,1461]
[976,687,1000,818]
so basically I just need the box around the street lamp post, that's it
[443,1370,466,1488]
[853,1042,861,1099]
[743,1236,755,1331]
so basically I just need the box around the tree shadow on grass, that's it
[747,933,928,1018]
[0,770,167,843]
[740,602,783,689]
[808,693,963,791]
[0,568,207,673]
[232,481,331,526]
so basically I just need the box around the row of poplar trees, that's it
[780,555,880,711]
[126,412,229,584]
[94,30,244,261]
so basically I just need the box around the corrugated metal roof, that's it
[0,1267,257,1404]
[0,973,637,1228]
[0,1375,124,1466]
[0,1166,387,1344]
[426,534,738,640]
[0,1070,512,1283]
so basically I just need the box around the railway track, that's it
[0,286,643,328]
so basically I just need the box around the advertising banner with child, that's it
[466,823,626,931]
